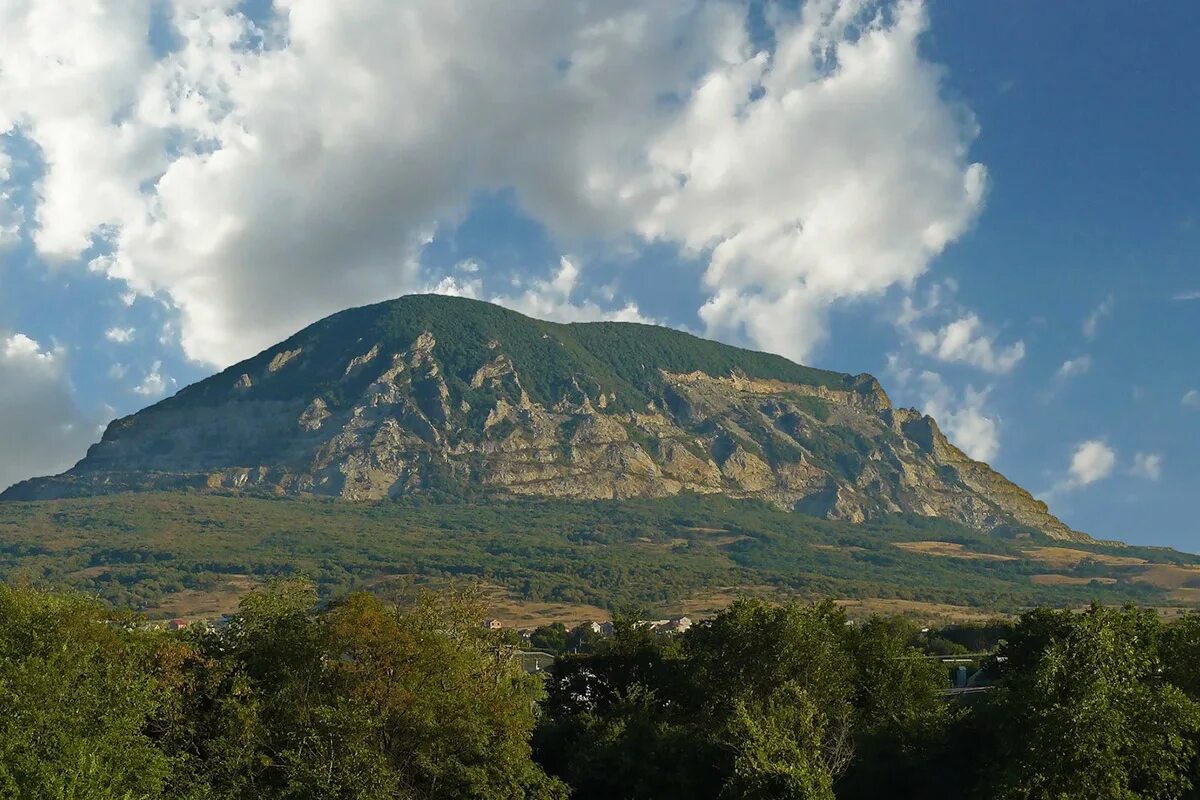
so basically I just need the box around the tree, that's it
[722,683,836,800]
[530,623,570,654]
[322,590,566,799]
[835,615,956,799]
[160,581,566,799]
[979,605,1200,800]
[534,613,711,800]
[0,586,171,800]
[685,599,856,781]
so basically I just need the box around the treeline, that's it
[537,602,1200,799]
[5,585,1200,798]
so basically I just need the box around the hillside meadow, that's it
[1,492,1196,623]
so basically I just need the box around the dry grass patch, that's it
[1132,564,1200,590]
[812,544,867,554]
[894,541,1017,561]
[155,575,261,622]
[1031,574,1118,586]
[834,598,994,624]
[478,586,611,629]
[678,527,751,547]
[360,576,613,629]
[665,585,786,619]
[1022,546,1147,568]
[634,536,690,550]
[1168,588,1200,604]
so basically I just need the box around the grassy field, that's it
[0,491,1196,624]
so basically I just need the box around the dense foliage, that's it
[1,493,1189,617]
[535,601,1200,800]
[0,583,563,800]
[6,586,1200,798]
[165,294,852,414]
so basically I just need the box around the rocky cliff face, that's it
[1,295,1087,542]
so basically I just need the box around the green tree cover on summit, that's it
[161,294,853,414]
[7,585,1200,798]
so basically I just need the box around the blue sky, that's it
[0,0,1196,549]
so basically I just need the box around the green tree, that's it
[722,683,836,800]
[539,599,949,799]
[164,582,565,799]
[529,623,570,654]
[0,586,170,800]
[835,615,956,799]
[1160,613,1200,699]
[980,605,1200,800]
[685,599,856,781]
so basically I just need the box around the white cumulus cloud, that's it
[104,327,136,344]
[917,372,1000,462]
[132,360,174,397]
[1,0,986,367]
[0,333,98,490]
[1183,389,1200,408]
[913,314,1025,374]
[0,147,22,249]
[1131,452,1162,481]
[1063,440,1116,490]
[886,359,1000,463]
[431,257,654,325]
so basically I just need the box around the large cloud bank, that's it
[0,334,97,490]
[1,0,985,367]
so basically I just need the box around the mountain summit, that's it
[2,295,1085,541]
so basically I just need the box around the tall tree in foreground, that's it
[536,598,949,800]
[980,605,1200,800]
[168,583,566,799]
[0,586,170,800]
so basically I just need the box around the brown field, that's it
[813,544,867,554]
[480,588,1004,629]
[1021,546,1147,568]
[894,541,1017,561]
[1131,564,1200,590]
[664,585,788,619]
[357,576,612,629]
[478,586,611,629]
[670,590,743,619]
[155,575,262,621]
[834,598,996,624]
[1030,574,1118,586]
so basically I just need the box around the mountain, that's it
[2,294,1086,542]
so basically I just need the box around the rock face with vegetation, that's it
[2,295,1085,541]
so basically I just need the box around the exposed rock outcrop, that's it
[1,294,1089,542]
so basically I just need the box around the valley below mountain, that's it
[0,492,1197,625]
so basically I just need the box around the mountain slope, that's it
[2,295,1086,542]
